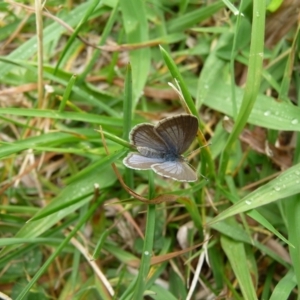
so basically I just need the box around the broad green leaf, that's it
[209,163,300,224]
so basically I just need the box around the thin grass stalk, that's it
[35,0,44,108]
[132,171,156,299]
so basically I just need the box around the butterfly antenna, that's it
[186,142,212,159]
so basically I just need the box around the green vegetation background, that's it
[0,0,299,299]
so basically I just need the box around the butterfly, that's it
[123,114,198,182]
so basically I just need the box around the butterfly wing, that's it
[130,124,167,151]
[155,115,198,155]
[124,115,199,181]
[123,153,165,170]
[151,160,197,182]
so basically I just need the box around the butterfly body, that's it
[137,146,179,161]
[123,114,198,182]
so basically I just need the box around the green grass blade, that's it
[218,0,266,179]
[209,163,300,225]
[221,236,258,300]
[0,2,91,78]
[120,0,151,106]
